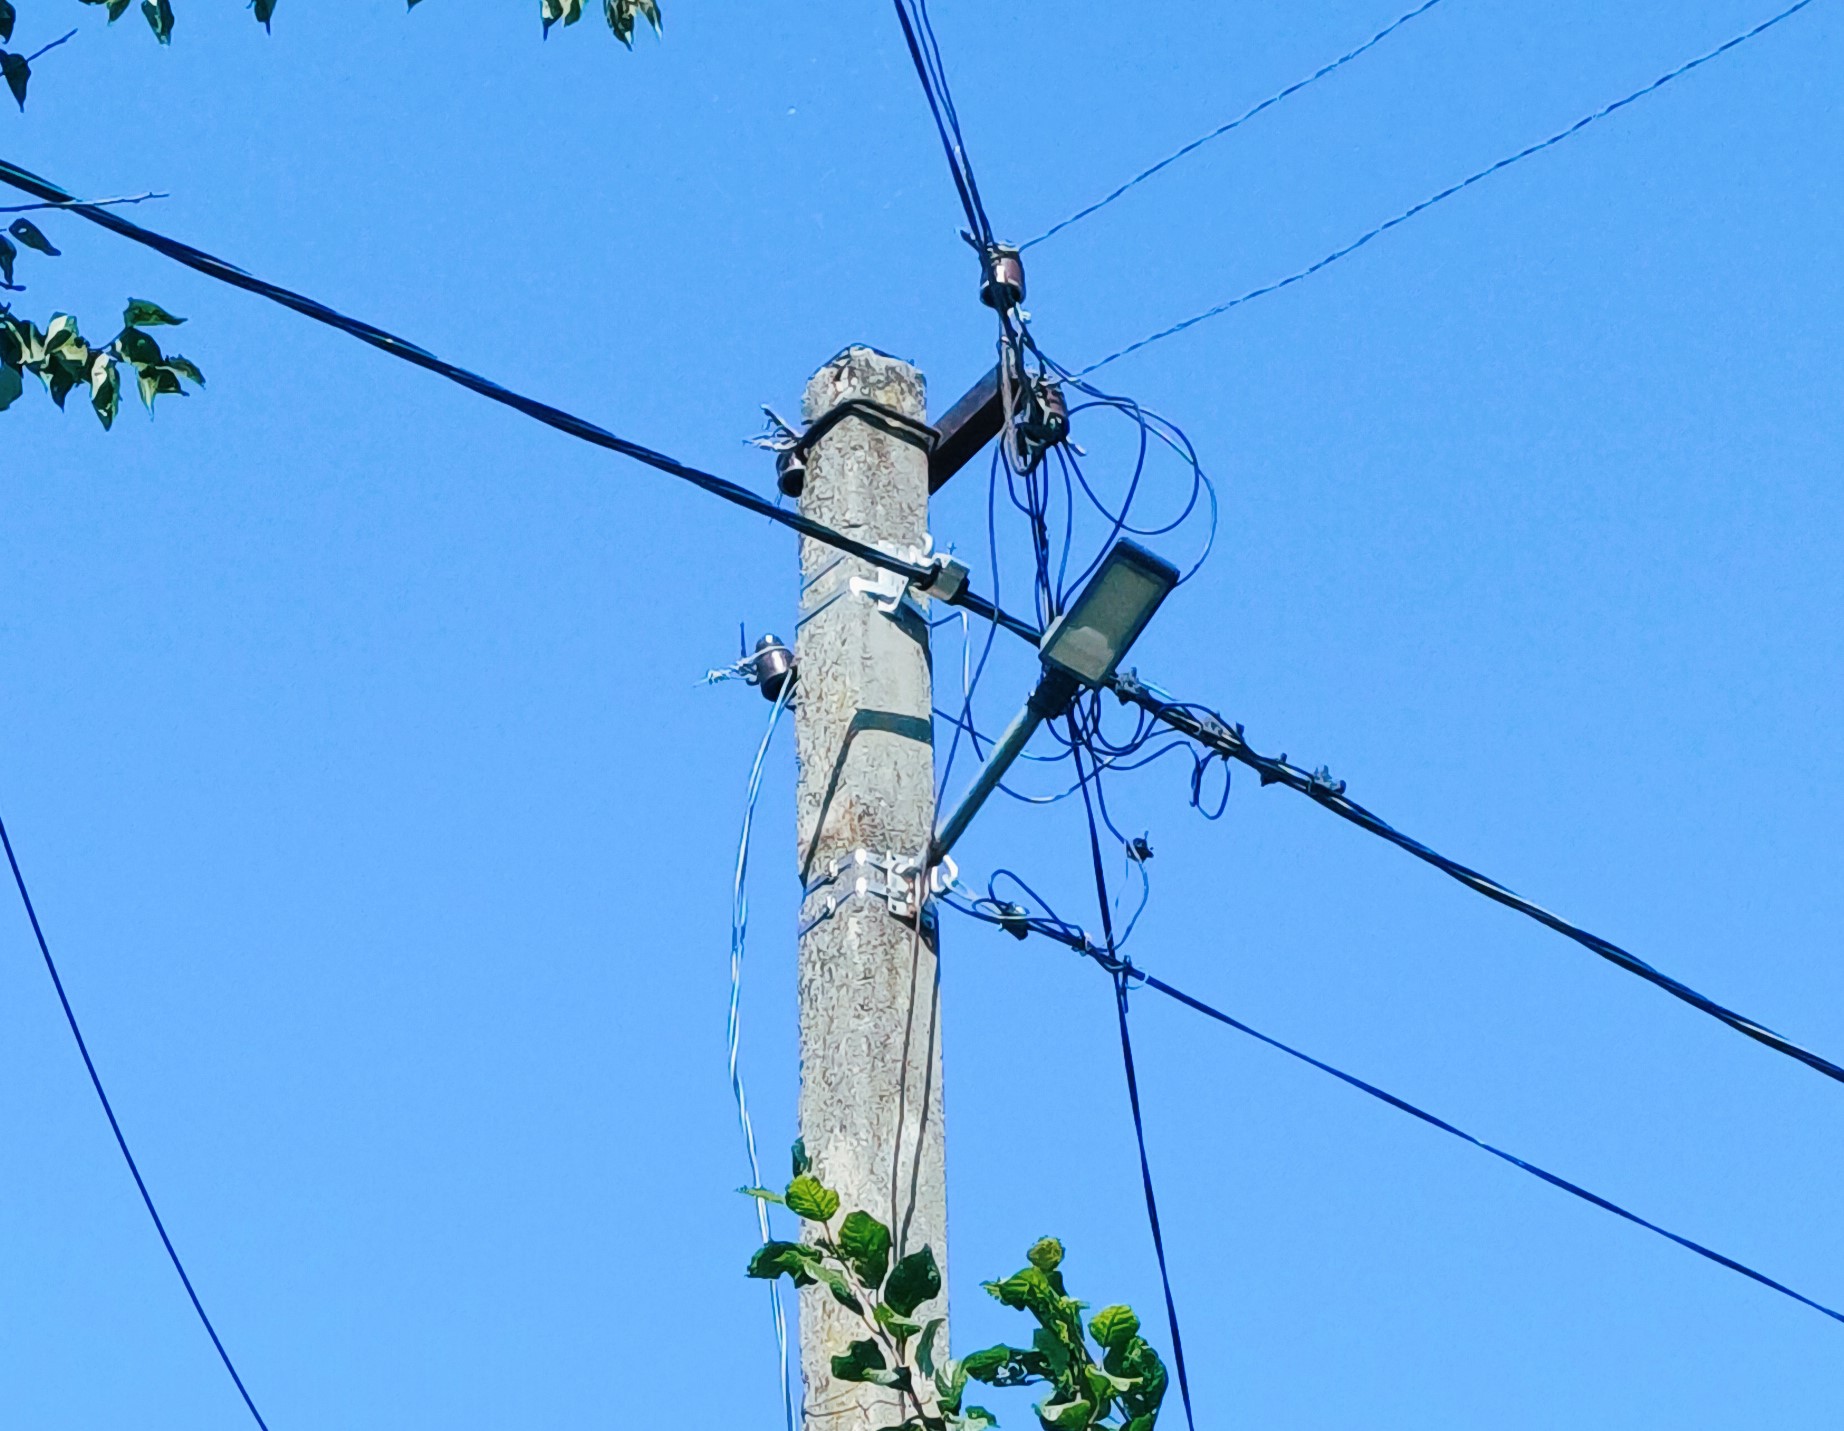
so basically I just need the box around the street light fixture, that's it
[931,539,1179,864]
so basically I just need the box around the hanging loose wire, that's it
[0,805,273,1431]
[1070,736,1199,1431]
[728,679,798,1431]
[1077,0,1822,375]
[1024,0,1452,249]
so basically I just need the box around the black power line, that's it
[0,157,1040,646]
[1108,673,1844,1089]
[0,806,272,1430]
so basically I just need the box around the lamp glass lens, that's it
[1046,561,1165,683]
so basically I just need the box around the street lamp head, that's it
[1038,539,1180,690]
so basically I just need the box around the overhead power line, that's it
[1024,0,1451,250]
[0,157,1040,646]
[891,0,995,248]
[945,894,1844,1331]
[0,806,272,1430]
[1107,673,1844,1088]
[1134,958,1844,1329]
[1078,0,1822,374]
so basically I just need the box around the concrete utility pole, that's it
[793,347,946,1429]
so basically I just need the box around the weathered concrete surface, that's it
[794,348,946,1430]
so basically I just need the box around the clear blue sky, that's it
[2,1,1840,1425]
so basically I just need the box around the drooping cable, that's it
[1077,0,1822,374]
[0,158,1039,647]
[0,806,273,1430]
[728,679,797,1431]
[1107,675,1844,1088]
[1070,734,1198,1431]
[942,894,1844,1330]
[1023,0,1451,249]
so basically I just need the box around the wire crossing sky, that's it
[1021,0,1451,250]
[0,808,272,1430]
[1078,0,1824,373]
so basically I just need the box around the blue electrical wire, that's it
[0,805,273,1430]
[1078,0,1823,374]
[728,679,798,1431]
[1024,0,1452,249]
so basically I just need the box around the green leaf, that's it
[838,1209,891,1288]
[830,1337,889,1384]
[136,362,186,411]
[1121,1417,1156,1431]
[163,354,205,388]
[873,1301,922,1342]
[0,359,21,413]
[43,313,79,352]
[251,0,276,28]
[9,220,60,257]
[1087,1305,1139,1353]
[809,1261,864,1314]
[783,1174,839,1224]
[884,1246,941,1317]
[985,1266,1057,1317]
[107,0,133,21]
[1,52,28,111]
[737,1186,786,1206]
[142,0,174,42]
[1027,1237,1064,1274]
[88,352,119,429]
[116,326,163,366]
[960,1344,1035,1386]
[123,298,185,328]
[1035,1396,1092,1430]
[951,1410,997,1431]
[0,2,14,46]
[790,1138,811,1178]
[936,1360,970,1416]
[746,1240,820,1286]
[1029,1326,1070,1379]
[917,1317,947,1379]
[0,233,15,288]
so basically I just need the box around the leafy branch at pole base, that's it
[745,1142,1169,1431]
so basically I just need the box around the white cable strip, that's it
[731,677,798,1431]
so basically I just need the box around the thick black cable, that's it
[1108,675,1844,1089]
[0,157,1039,644]
[1070,735,1198,1431]
[0,807,273,1430]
